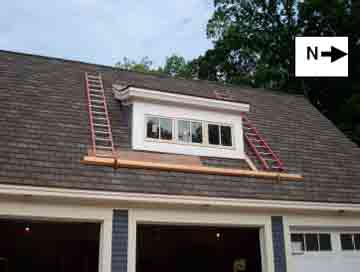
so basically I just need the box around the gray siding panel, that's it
[112,210,128,272]
[271,216,287,272]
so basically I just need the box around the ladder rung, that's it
[259,152,272,155]
[89,89,104,93]
[96,146,113,150]
[89,83,102,87]
[91,105,104,109]
[94,123,108,128]
[92,111,106,115]
[87,74,101,79]
[265,158,277,162]
[254,145,266,148]
[91,99,105,104]
[251,139,264,142]
[93,117,107,120]
[90,94,104,98]
[95,130,109,134]
[96,137,111,141]
[246,133,258,136]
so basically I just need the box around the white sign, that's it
[295,36,348,77]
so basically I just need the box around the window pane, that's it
[146,117,159,139]
[341,234,354,250]
[160,118,172,140]
[305,234,319,251]
[178,120,191,142]
[208,124,220,145]
[319,234,332,251]
[191,122,203,143]
[354,234,360,250]
[221,126,232,146]
[291,234,304,252]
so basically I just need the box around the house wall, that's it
[2,187,360,272]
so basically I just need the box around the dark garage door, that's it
[137,224,262,272]
[0,219,100,272]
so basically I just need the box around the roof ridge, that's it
[0,49,305,98]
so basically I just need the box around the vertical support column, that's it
[271,216,287,272]
[112,210,128,272]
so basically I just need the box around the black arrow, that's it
[321,46,347,63]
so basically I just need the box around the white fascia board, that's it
[2,184,360,214]
[113,86,250,113]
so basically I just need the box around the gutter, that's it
[81,156,303,182]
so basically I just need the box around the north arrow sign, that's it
[321,46,347,63]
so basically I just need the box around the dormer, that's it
[113,85,250,159]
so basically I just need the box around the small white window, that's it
[340,233,360,251]
[208,124,232,147]
[178,120,203,144]
[146,117,173,141]
[291,233,332,253]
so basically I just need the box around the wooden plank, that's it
[81,156,303,181]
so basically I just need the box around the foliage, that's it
[192,0,360,145]
[115,56,155,73]
[162,54,194,78]
[115,0,360,144]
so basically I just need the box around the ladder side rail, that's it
[85,72,97,155]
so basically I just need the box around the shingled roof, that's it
[1,50,360,203]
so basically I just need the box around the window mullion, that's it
[189,121,192,144]
[352,234,356,250]
[158,118,161,140]
[219,125,222,146]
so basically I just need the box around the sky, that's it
[0,0,214,67]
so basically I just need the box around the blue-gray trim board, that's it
[112,210,128,272]
[271,216,287,272]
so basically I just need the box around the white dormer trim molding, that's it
[113,85,250,113]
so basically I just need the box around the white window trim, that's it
[290,232,333,254]
[144,114,236,150]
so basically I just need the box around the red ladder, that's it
[242,113,284,172]
[84,72,115,157]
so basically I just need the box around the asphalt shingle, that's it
[0,50,360,203]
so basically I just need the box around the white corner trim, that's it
[113,86,250,113]
[1,184,360,213]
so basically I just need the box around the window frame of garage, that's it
[290,232,332,253]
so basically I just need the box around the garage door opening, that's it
[0,219,100,272]
[137,224,262,272]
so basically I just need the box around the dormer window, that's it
[208,124,232,147]
[146,117,173,141]
[113,85,249,159]
[178,120,203,144]
[145,115,234,149]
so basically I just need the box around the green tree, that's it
[163,54,194,78]
[115,56,154,73]
[192,0,360,144]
